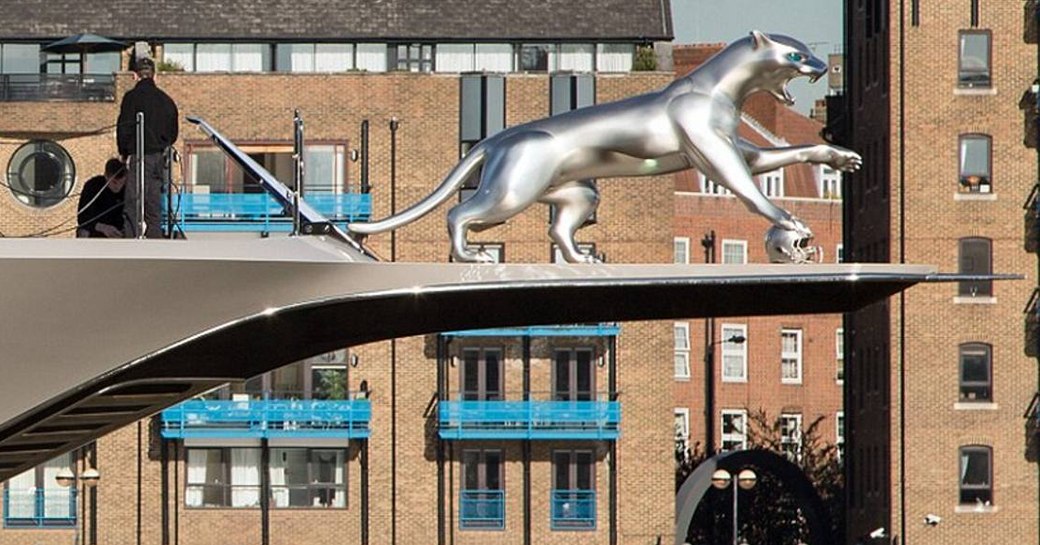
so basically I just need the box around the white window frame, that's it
[818,165,841,199]
[836,411,845,463]
[720,239,747,265]
[780,328,803,384]
[836,244,844,263]
[674,408,690,443]
[780,413,802,461]
[720,409,748,451]
[674,322,691,380]
[759,169,784,198]
[835,328,845,384]
[700,173,732,196]
[720,323,748,383]
[674,237,690,264]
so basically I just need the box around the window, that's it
[461,449,504,529]
[836,412,845,463]
[187,143,350,195]
[958,31,991,88]
[780,329,803,384]
[958,134,991,193]
[819,165,841,199]
[700,174,732,196]
[780,413,803,461]
[836,244,845,263]
[958,237,992,297]
[551,73,595,115]
[355,44,388,71]
[720,324,748,382]
[721,410,748,451]
[435,43,513,72]
[959,446,992,505]
[674,408,690,443]
[463,242,504,263]
[759,170,784,197]
[269,448,346,508]
[6,140,75,207]
[520,44,553,71]
[185,43,271,72]
[554,348,595,400]
[721,240,747,265]
[519,43,594,72]
[391,43,433,72]
[0,43,41,74]
[552,450,595,530]
[596,43,634,72]
[460,74,505,163]
[186,448,261,508]
[836,328,845,383]
[311,363,348,400]
[674,323,691,379]
[276,43,353,72]
[959,343,992,402]
[461,347,503,400]
[674,237,690,264]
[3,453,75,528]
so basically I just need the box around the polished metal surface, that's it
[0,236,947,481]
[348,31,862,263]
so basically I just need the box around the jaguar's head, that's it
[745,30,827,106]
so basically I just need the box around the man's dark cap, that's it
[135,57,155,73]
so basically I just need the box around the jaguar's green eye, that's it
[787,52,804,62]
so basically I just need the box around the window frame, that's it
[957,237,993,297]
[674,322,691,380]
[720,323,748,383]
[836,411,845,463]
[460,448,505,530]
[958,343,992,402]
[674,237,690,264]
[836,328,845,384]
[957,30,992,89]
[958,445,993,505]
[551,449,596,530]
[460,346,505,401]
[957,134,992,193]
[3,452,77,528]
[553,347,596,400]
[268,447,348,509]
[185,447,262,509]
[720,409,748,451]
[780,328,804,384]
[720,239,748,265]
[780,413,803,462]
[674,408,690,443]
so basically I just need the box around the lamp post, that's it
[703,330,747,455]
[711,468,758,545]
[56,463,99,545]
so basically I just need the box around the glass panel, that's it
[484,451,501,490]
[961,450,990,486]
[463,350,480,400]
[6,467,36,518]
[230,448,261,507]
[959,33,989,83]
[190,149,226,192]
[312,365,347,400]
[355,44,387,72]
[196,43,232,72]
[231,44,268,72]
[271,362,301,398]
[485,350,501,400]
[41,454,72,519]
[163,43,194,71]
[520,44,552,71]
[576,350,593,400]
[474,43,512,72]
[315,44,353,71]
[553,452,571,489]
[85,52,120,74]
[462,451,480,490]
[276,43,314,72]
[2,44,40,74]
[960,137,990,177]
[304,145,337,192]
[558,44,594,72]
[575,452,593,489]
[596,43,634,72]
[436,43,474,72]
[554,351,570,400]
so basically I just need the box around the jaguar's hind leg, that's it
[541,180,600,263]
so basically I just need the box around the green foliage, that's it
[676,409,845,545]
[314,369,348,400]
[633,46,658,71]
[156,59,184,72]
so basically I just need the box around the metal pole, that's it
[135,112,146,239]
[389,117,399,261]
[360,120,370,193]
[702,230,716,455]
[292,109,304,236]
[732,480,738,545]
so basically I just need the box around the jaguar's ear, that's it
[750,30,774,50]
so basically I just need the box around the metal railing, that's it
[551,489,596,530]
[438,399,620,440]
[2,488,77,528]
[0,74,115,102]
[459,489,505,529]
[161,397,371,439]
[165,192,372,232]
[443,323,620,338]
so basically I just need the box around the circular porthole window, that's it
[6,140,75,208]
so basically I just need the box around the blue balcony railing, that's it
[551,490,596,530]
[160,398,371,440]
[459,489,504,530]
[2,488,77,528]
[443,323,620,338]
[438,400,619,440]
[164,192,372,232]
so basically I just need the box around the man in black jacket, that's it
[76,158,127,238]
[117,57,178,238]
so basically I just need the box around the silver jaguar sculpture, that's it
[348,31,862,263]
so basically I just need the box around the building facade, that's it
[843,1,1039,543]
[0,2,681,544]
[671,45,845,466]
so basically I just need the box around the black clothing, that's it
[77,175,124,238]
[117,78,178,157]
[123,153,165,239]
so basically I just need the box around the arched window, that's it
[958,237,992,296]
[958,134,991,193]
[958,343,991,402]
[958,445,992,505]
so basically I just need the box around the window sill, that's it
[953,192,996,201]
[954,402,998,410]
[781,380,803,385]
[953,87,997,96]
[954,504,998,513]
[721,378,748,384]
[674,376,691,382]
[953,296,996,304]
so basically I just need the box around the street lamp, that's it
[56,463,100,545]
[712,468,758,545]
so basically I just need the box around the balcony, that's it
[2,488,76,528]
[459,489,504,529]
[160,397,371,440]
[164,192,371,232]
[0,74,115,102]
[443,323,620,338]
[551,490,596,530]
[438,398,620,441]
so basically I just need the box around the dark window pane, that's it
[958,238,992,296]
[576,350,593,400]
[463,451,480,490]
[554,351,570,400]
[463,350,479,400]
[485,451,501,490]
[575,452,593,489]
[554,452,571,489]
[485,350,501,399]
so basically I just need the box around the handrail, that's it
[0,74,115,102]
[160,397,371,439]
[438,399,620,440]
[551,489,596,529]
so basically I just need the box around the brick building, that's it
[842,1,1039,544]
[0,2,682,544]
[671,45,845,464]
